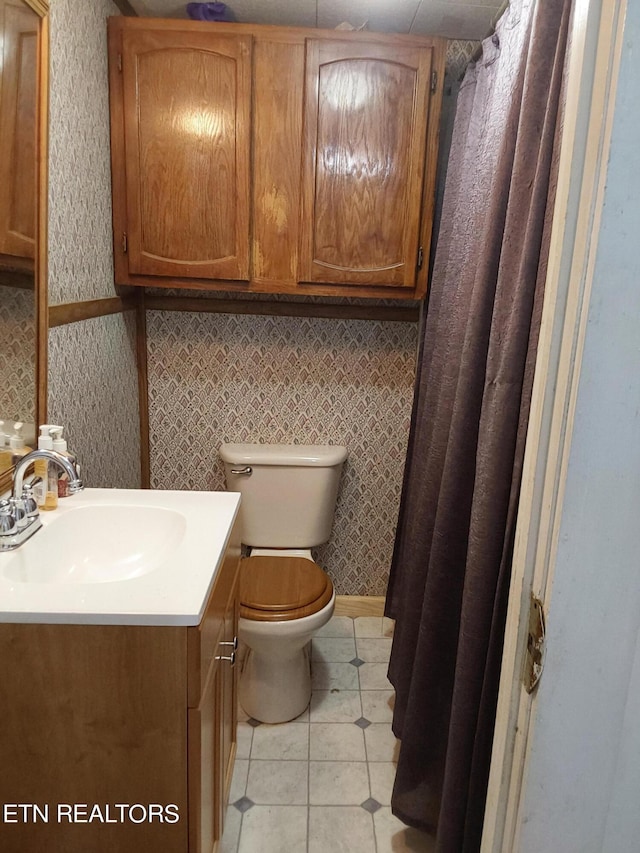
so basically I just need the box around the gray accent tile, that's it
[349,657,365,667]
[354,717,372,729]
[361,797,383,814]
[247,717,262,727]
[232,796,254,813]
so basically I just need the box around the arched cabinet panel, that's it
[121,29,251,280]
[300,40,434,289]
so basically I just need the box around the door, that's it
[120,28,251,280]
[299,39,433,288]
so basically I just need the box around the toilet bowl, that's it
[238,550,335,723]
[219,443,347,724]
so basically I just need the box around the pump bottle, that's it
[34,425,58,511]
[10,422,31,466]
[50,426,76,498]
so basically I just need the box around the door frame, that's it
[480,1,627,850]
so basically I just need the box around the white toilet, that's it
[219,442,348,723]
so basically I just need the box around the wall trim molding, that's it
[334,595,386,617]
[144,293,420,324]
[48,295,136,327]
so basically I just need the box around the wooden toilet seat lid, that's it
[240,556,333,622]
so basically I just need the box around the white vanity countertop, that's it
[0,488,241,626]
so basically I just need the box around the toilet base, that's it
[239,642,312,723]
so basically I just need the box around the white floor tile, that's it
[356,637,394,662]
[251,721,309,760]
[364,723,401,763]
[312,660,359,690]
[220,805,242,853]
[236,722,254,759]
[373,807,436,852]
[309,690,362,723]
[229,758,249,803]
[309,806,376,853]
[354,616,395,638]
[239,805,307,853]
[359,661,393,690]
[369,762,397,806]
[312,637,357,662]
[309,723,366,761]
[361,690,395,723]
[315,616,355,638]
[246,759,308,805]
[309,760,370,805]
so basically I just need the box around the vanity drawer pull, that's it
[215,650,236,666]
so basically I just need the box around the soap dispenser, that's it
[50,426,76,498]
[34,425,58,511]
[10,422,31,465]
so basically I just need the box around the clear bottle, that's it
[34,425,58,511]
[10,422,32,466]
[0,421,12,470]
[50,426,76,498]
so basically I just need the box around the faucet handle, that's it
[9,496,27,530]
[21,483,39,519]
[0,499,16,534]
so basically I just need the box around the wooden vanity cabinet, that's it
[108,18,445,300]
[0,518,241,853]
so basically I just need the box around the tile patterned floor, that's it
[221,616,436,853]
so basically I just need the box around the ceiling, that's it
[129,0,507,42]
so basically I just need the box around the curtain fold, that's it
[385,1,571,849]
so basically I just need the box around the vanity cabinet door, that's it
[119,28,251,281]
[220,571,239,804]
[187,518,240,853]
[299,39,434,290]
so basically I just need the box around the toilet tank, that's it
[219,443,348,548]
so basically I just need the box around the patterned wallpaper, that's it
[46,0,140,489]
[48,0,119,306]
[446,38,479,79]
[48,313,140,489]
[0,286,34,427]
[147,310,418,595]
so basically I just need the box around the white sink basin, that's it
[0,488,241,626]
[3,504,187,584]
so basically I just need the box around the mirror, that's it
[0,0,47,491]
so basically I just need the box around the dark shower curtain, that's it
[385,0,571,850]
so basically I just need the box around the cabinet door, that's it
[121,29,251,280]
[220,573,239,804]
[300,39,433,288]
[0,0,37,260]
[189,658,224,853]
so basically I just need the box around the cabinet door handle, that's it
[219,636,238,651]
[215,650,236,666]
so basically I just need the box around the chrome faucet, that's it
[12,449,83,500]
[0,449,83,551]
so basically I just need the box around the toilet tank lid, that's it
[219,443,347,467]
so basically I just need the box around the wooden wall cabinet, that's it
[108,19,445,301]
[0,518,241,853]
